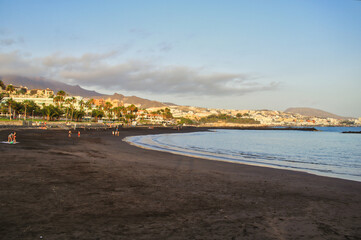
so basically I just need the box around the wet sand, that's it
[0,127,360,239]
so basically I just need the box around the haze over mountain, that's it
[1,75,357,117]
[1,75,102,97]
[0,75,166,108]
[94,93,166,109]
[285,107,351,120]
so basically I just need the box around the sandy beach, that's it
[0,127,360,239]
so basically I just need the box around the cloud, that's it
[128,28,153,39]
[57,60,278,96]
[0,50,278,96]
[0,51,43,76]
[158,42,172,52]
[42,51,119,68]
[0,38,16,46]
[0,36,24,46]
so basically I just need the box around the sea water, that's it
[125,127,361,182]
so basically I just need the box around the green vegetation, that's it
[0,79,6,90]
[91,109,105,122]
[41,104,63,121]
[0,118,14,121]
[1,99,41,120]
[73,109,86,122]
[199,114,260,124]
[340,120,356,125]
[0,86,173,124]
[6,84,15,93]
[177,117,196,125]
[151,108,173,119]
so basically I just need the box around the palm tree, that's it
[42,105,54,121]
[163,108,173,119]
[57,90,66,97]
[91,109,104,122]
[53,95,63,107]
[74,109,86,122]
[69,97,76,121]
[5,98,16,120]
[63,97,76,122]
[113,107,123,122]
[129,104,138,114]
[104,102,113,120]
[22,100,31,120]
[64,98,72,122]
[22,100,39,119]
[41,104,63,121]
[121,106,129,122]
[54,90,66,107]
[123,105,138,123]
[79,99,84,110]
[85,99,94,109]
[53,106,64,120]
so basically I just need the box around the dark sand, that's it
[0,127,360,239]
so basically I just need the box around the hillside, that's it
[1,75,102,97]
[93,93,166,109]
[285,107,349,119]
[1,75,167,108]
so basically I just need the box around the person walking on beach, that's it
[12,132,16,143]
[78,131,80,138]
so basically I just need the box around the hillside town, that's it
[1,82,360,127]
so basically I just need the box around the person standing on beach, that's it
[68,130,72,138]
[13,132,16,143]
[78,131,80,138]
[8,132,14,142]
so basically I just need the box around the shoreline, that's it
[2,119,359,130]
[124,134,361,183]
[0,127,360,239]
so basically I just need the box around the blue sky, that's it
[0,0,360,117]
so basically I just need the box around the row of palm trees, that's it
[0,98,75,121]
[0,88,142,122]
[52,90,142,122]
[1,80,173,122]
[0,98,139,123]
[1,98,43,120]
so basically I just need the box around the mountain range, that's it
[0,75,167,108]
[285,107,351,120]
[1,75,352,118]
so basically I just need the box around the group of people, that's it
[112,126,120,136]
[68,130,81,138]
[8,132,16,143]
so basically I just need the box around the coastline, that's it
[124,136,360,183]
[0,127,360,239]
[124,128,361,182]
